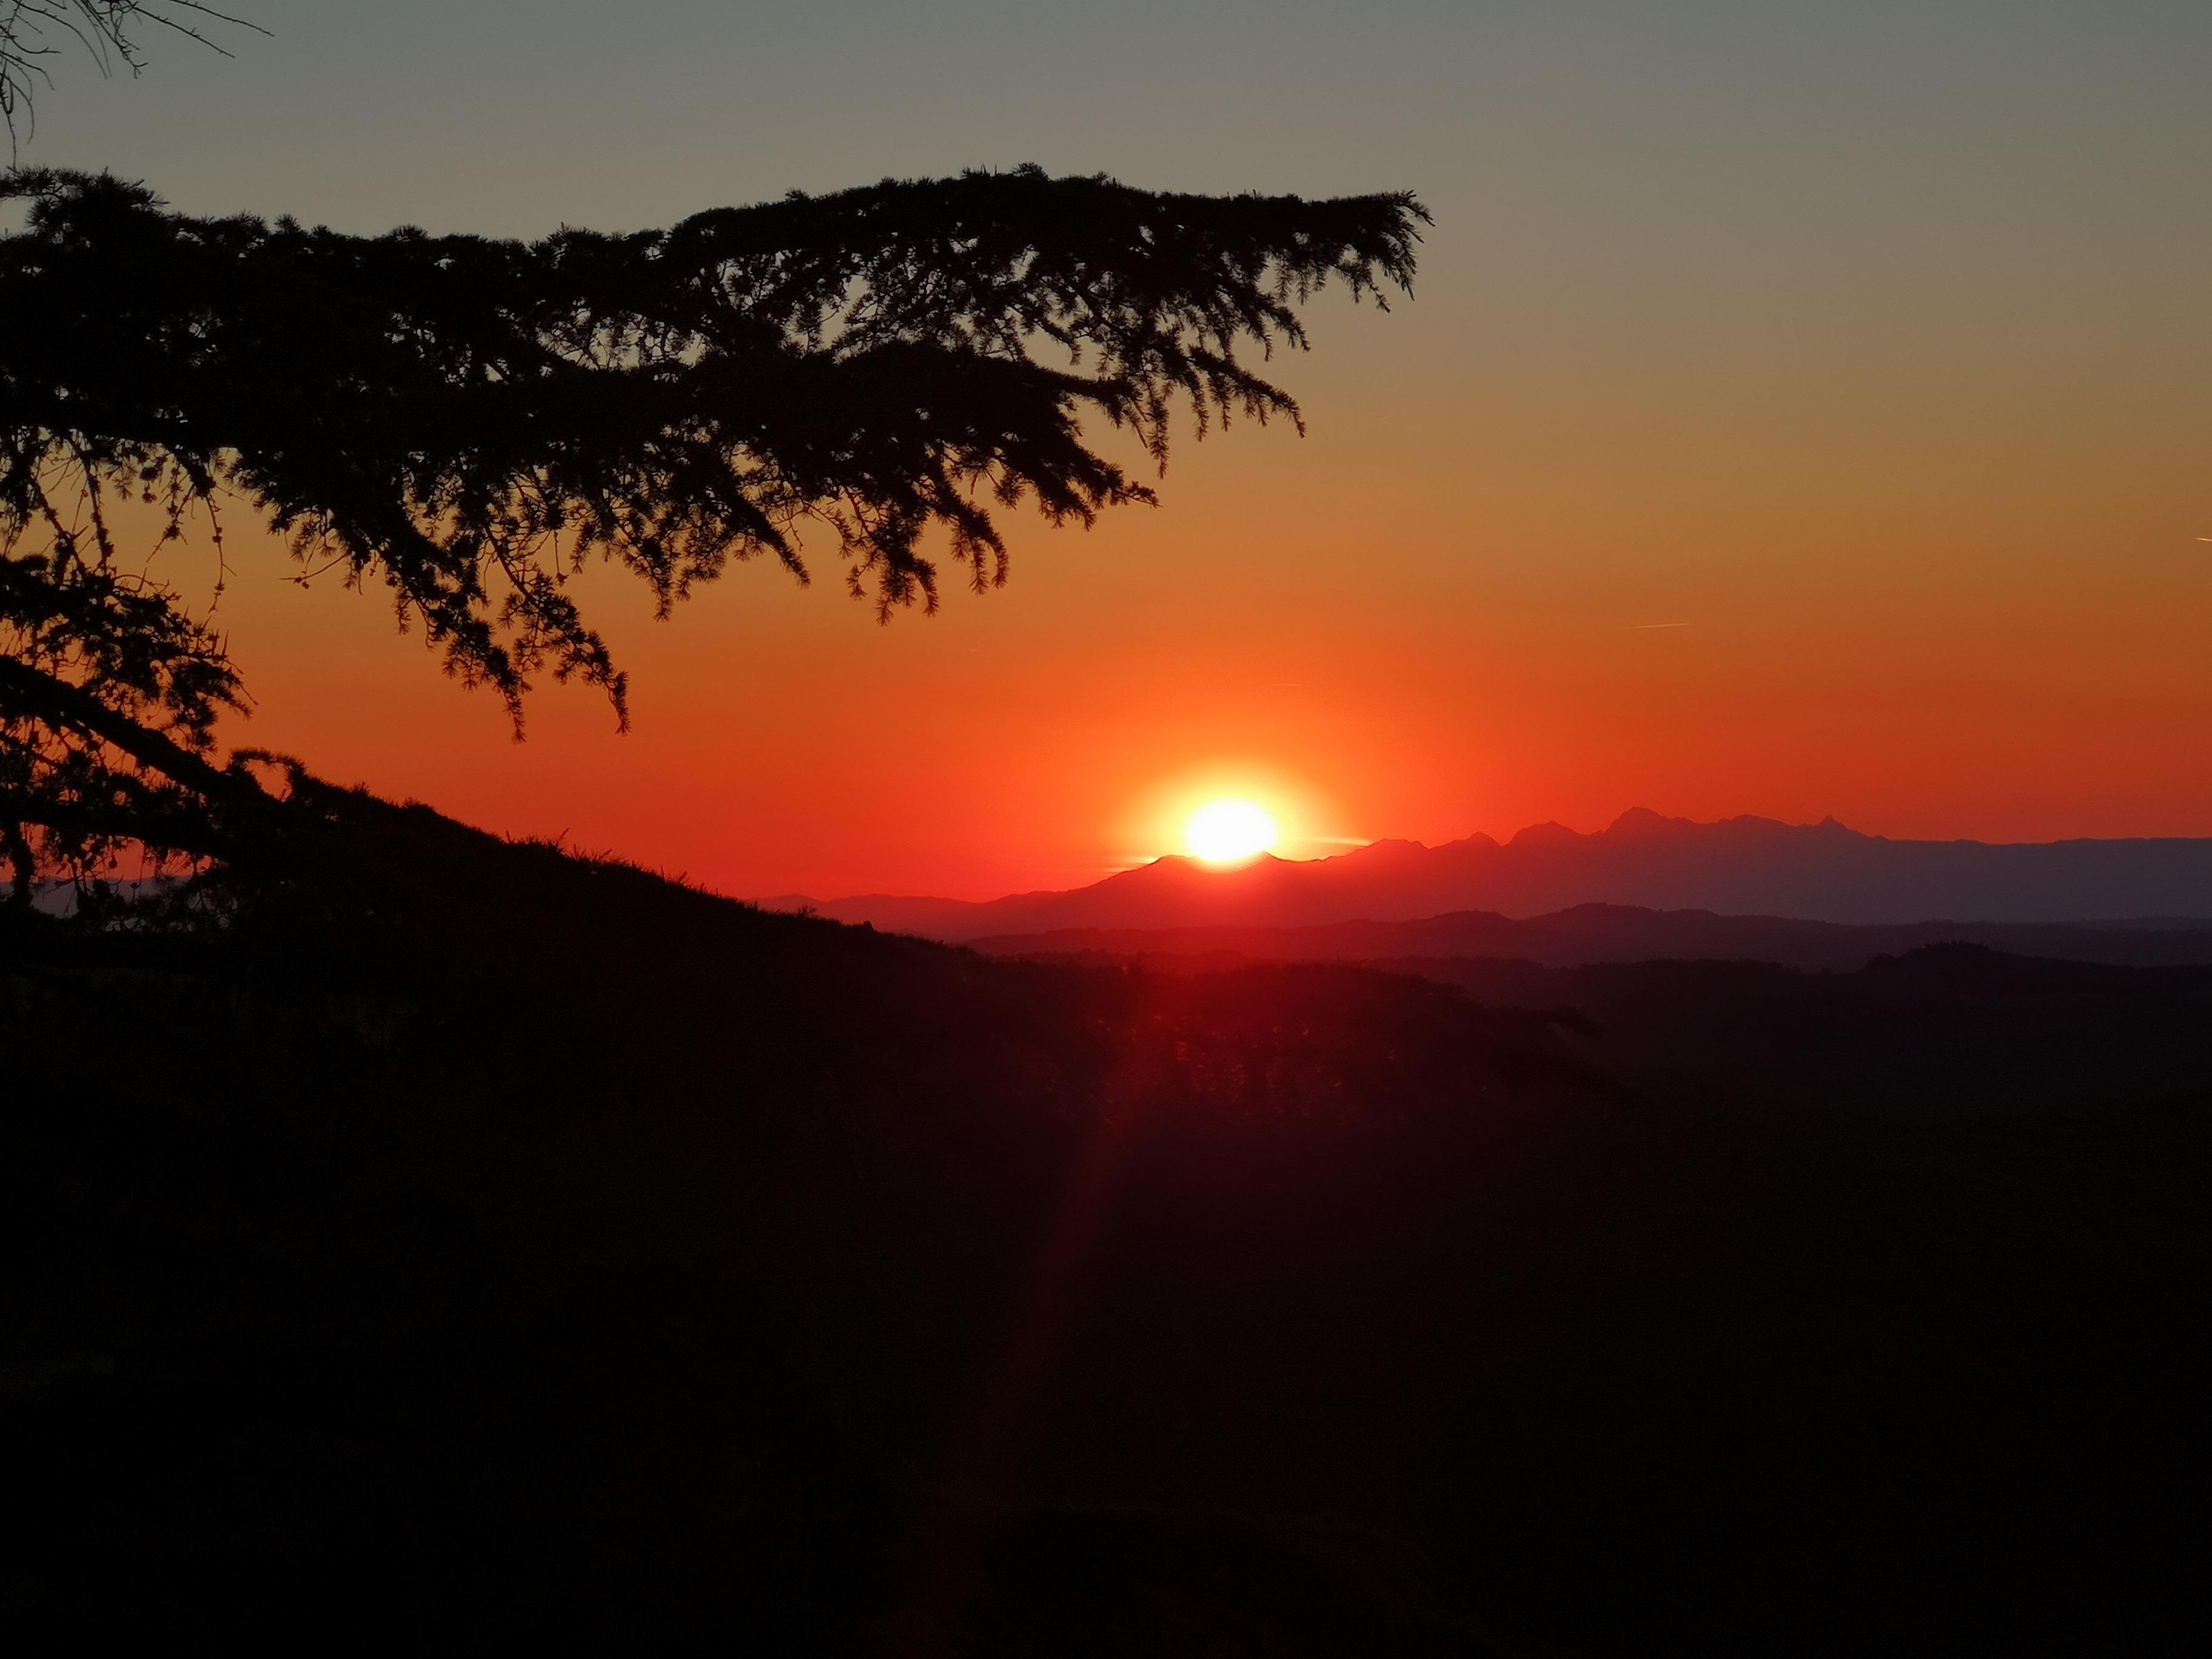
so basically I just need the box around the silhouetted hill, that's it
[762,808,2212,938]
[5,791,2205,1651]
[971,903,2212,972]
[1400,945,2212,1118]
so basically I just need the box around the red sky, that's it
[206,346,2211,899]
[37,2,2212,900]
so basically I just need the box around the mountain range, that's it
[757,809,2212,942]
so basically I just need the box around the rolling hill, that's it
[967,905,2212,972]
[7,786,2205,1648]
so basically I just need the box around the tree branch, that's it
[0,651,267,817]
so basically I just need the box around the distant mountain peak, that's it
[1110,851,1292,887]
[1605,807,1689,838]
[1430,831,1503,854]
[1347,837,1428,858]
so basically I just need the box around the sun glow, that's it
[1184,799,1279,864]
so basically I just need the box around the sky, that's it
[21,0,2212,897]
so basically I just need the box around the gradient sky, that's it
[24,1,2212,897]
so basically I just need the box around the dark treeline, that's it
[3,788,2202,1652]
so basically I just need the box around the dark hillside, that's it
[972,905,2212,972]
[1361,947,2212,1118]
[3,794,2204,1652]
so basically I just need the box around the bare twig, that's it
[1,1,264,152]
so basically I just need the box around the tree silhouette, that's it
[0,166,1424,901]
[0,545,248,904]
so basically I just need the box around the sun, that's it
[1184,799,1279,865]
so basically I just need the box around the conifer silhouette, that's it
[1,167,1424,900]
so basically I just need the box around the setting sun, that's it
[1184,799,1280,864]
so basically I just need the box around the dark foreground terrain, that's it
[4,794,2205,1652]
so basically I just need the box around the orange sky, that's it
[204,347,2211,899]
[36,2,2212,900]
